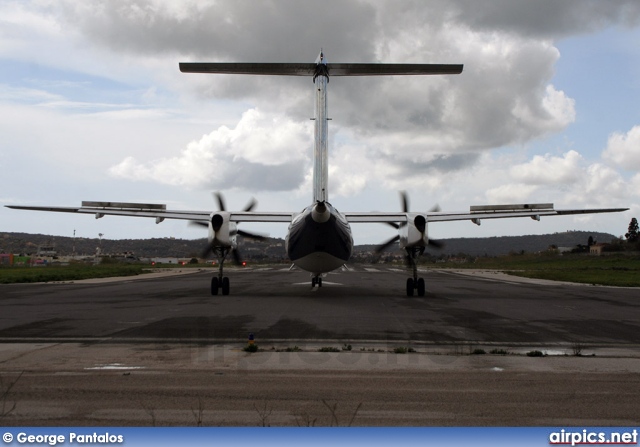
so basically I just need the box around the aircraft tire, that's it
[211,277,219,296]
[406,278,414,297]
[222,276,230,295]
[417,278,425,296]
[318,277,323,287]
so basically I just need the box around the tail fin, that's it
[179,55,463,205]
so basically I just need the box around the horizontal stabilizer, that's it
[180,62,316,76]
[330,63,463,76]
[180,62,463,77]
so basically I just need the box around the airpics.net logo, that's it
[549,429,638,446]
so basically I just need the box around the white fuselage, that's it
[285,52,354,275]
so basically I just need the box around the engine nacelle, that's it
[207,211,237,248]
[399,213,429,249]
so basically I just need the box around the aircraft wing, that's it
[5,201,294,224]
[7,201,628,226]
[344,203,628,224]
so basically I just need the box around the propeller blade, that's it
[400,191,409,213]
[231,248,242,266]
[237,229,268,241]
[385,221,400,230]
[429,204,441,213]
[214,191,257,212]
[243,197,258,212]
[189,221,208,228]
[214,191,226,211]
[428,238,445,249]
[201,241,215,259]
[375,235,400,253]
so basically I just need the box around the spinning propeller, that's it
[191,192,267,264]
[375,191,444,257]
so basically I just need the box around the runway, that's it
[2,265,640,426]
[1,265,639,344]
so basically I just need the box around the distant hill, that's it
[352,231,617,257]
[1,230,617,260]
[0,232,287,260]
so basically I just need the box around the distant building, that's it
[147,257,190,265]
[590,243,608,256]
[37,245,57,257]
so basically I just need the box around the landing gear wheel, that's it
[318,277,323,287]
[222,276,230,296]
[406,278,414,297]
[311,277,317,287]
[211,277,219,296]
[417,278,425,297]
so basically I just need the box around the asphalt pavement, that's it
[1,265,639,426]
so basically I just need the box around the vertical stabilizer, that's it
[179,54,463,205]
[313,51,329,203]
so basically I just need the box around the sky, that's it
[1,0,639,246]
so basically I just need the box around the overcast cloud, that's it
[57,0,587,183]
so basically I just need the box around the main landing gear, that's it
[211,247,231,296]
[311,275,323,288]
[405,247,426,297]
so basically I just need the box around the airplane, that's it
[6,51,628,297]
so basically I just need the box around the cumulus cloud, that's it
[447,0,640,38]
[485,183,539,204]
[582,163,630,201]
[109,108,311,190]
[603,125,640,171]
[479,148,636,210]
[633,173,640,190]
[510,150,584,185]
[497,155,632,210]
[45,0,588,185]
[57,0,379,61]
